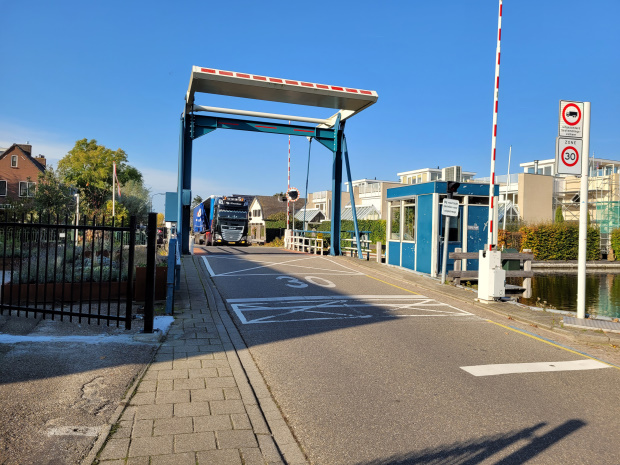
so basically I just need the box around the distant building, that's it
[0,144,47,207]
[397,166,476,185]
[248,195,305,243]
[305,190,350,221]
[344,179,403,220]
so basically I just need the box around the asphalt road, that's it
[0,315,156,465]
[199,246,620,465]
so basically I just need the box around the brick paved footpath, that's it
[93,256,305,465]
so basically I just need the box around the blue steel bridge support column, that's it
[178,113,193,255]
[330,114,343,256]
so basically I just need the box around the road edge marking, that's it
[487,320,620,371]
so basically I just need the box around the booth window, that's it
[403,200,415,241]
[441,215,461,242]
[390,204,400,240]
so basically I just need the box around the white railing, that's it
[289,231,326,254]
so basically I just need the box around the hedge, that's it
[519,223,600,260]
[316,220,386,244]
[610,228,620,260]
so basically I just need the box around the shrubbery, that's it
[519,223,600,260]
[316,220,386,244]
[610,228,620,260]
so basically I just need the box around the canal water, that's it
[512,272,620,319]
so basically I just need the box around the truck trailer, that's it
[193,195,250,246]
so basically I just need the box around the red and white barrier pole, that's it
[487,0,503,250]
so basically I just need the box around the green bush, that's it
[520,223,600,260]
[610,228,620,260]
[317,220,387,244]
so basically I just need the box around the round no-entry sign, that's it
[561,145,579,167]
[562,103,582,126]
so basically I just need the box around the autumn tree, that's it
[57,139,142,216]
[118,179,150,224]
[33,167,75,219]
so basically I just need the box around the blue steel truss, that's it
[178,112,363,258]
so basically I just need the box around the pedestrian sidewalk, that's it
[91,256,303,465]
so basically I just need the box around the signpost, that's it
[441,183,460,285]
[287,187,300,230]
[557,100,590,319]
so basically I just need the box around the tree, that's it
[191,195,203,210]
[267,211,287,222]
[57,139,142,215]
[118,179,150,224]
[555,206,564,224]
[33,168,75,219]
[103,200,129,225]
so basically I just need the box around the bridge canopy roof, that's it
[186,66,378,117]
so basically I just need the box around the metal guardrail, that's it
[287,229,386,261]
[290,230,326,254]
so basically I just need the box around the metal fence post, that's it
[165,238,176,315]
[144,212,157,333]
[126,216,136,330]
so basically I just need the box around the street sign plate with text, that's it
[442,198,460,217]
[555,137,583,175]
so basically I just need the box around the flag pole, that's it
[112,162,116,218]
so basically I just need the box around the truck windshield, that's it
[218,210,247,220]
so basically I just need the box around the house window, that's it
[19,181,36,197]
[390,204,401,240]
[0,181,6,196]
[11,155,18,167]
[403,200,415,241]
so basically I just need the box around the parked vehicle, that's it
[193,195,250,246]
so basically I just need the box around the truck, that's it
[192,195,250,246]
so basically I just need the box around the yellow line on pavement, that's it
[487,320,620,371]
[364,274,420,295]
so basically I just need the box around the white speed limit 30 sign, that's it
[556,138,583,175]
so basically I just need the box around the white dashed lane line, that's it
[461,359,611,377]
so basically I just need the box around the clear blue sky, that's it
[1,0,618,213]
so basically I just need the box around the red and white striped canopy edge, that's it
[199,67,376,97]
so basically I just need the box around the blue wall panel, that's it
[416,195,434,274]
[388,241,401,266]
[402,243,415,271]
[466,206,489,270]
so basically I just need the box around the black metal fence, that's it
[0,213,136,329]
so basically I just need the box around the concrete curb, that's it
[193,256,309,465]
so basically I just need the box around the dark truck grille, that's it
[221,225,244,242]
